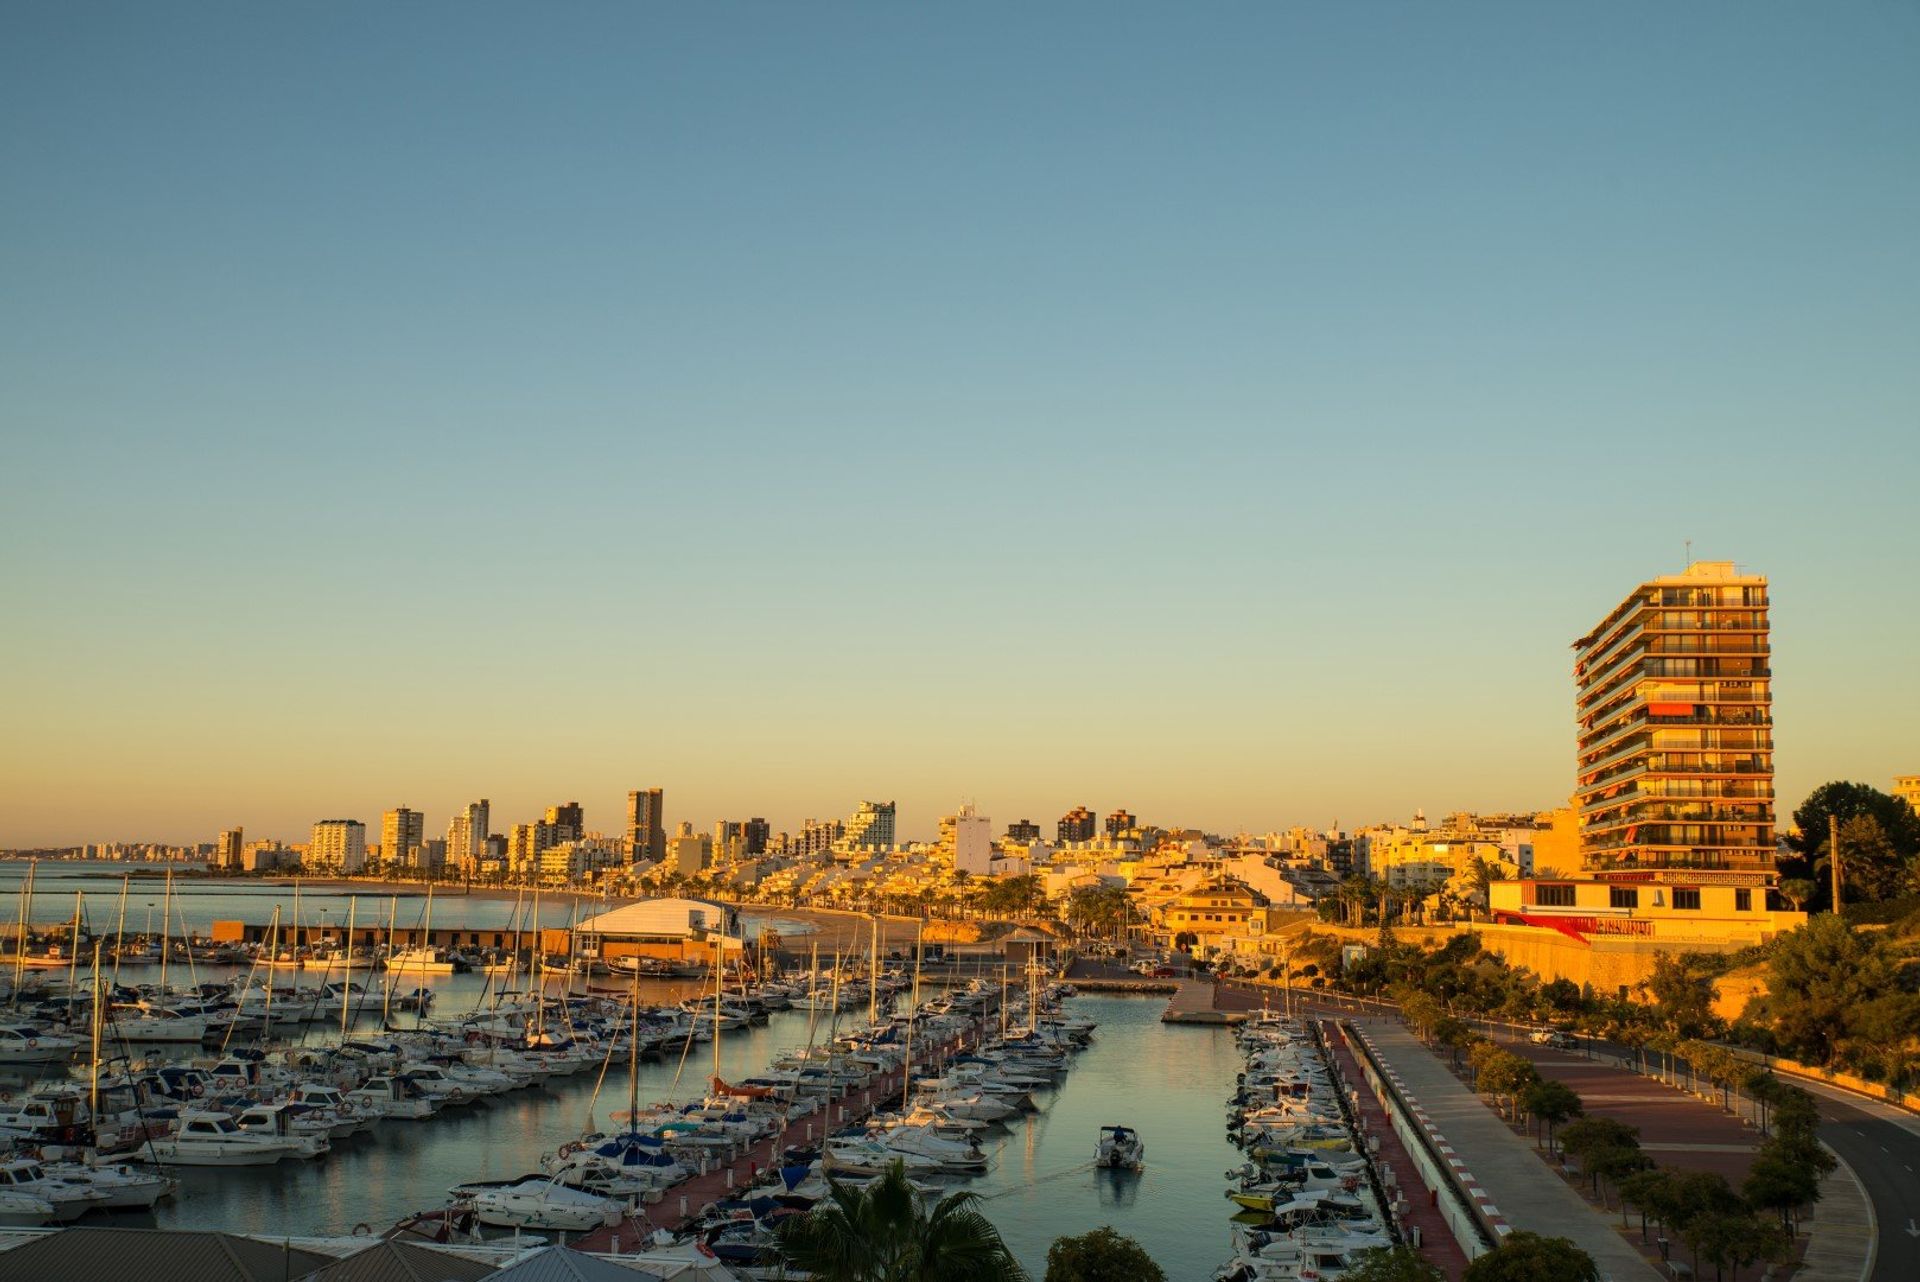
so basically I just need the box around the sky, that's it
[2,4,1917,848]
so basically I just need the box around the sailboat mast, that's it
[111,875,128,986]
[416,886,435,1028]
[158,868,172,995]
[901,919,923,1109]
[66,891,83,1007]
[627,959,641,1124]
[340,896,356,1043]
[381,895,398,1027]
[12,858,30,997]
[868,915,878,1029]
[262,906,280,1035]
[89,939,104,1119]
[712,938,722,1087]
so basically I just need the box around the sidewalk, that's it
[1361,1022,1662,1282]
[1323,1028,1471,1281]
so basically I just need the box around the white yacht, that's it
[452,1175,625,1230]
[0,1024,80,1065]
[145,1111,309,1166]
[1096,1124,1145,1171]
[39,1160,177,1209]
[0,1159,113,1221]
[230,1102,333,1157]
[0,1189,55,1227]
[387,946,460,974]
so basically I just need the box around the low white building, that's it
[575,896,743,962]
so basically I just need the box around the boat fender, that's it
[695,1242,717,1259]
[352,1222,372,1236]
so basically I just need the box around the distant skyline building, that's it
[1574,561,1774,884]
[381,807,424,869]
[1105,808,1136,838]
[545,801,584,842]
[744,817,769,856]
[215,827,243,870]
[626,788,666,864]
[1058,805,1095,845]
[308,819,367,875]
[1006,819,1042,843]
[842,800,897,850]
[953,802,994,876]
[1895,775,1920,817]
[447,798,490,872]
[509,820,561,876]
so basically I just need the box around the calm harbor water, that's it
[21,983,1244,1280]
[0,861,804,937]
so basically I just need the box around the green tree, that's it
[1481,1052,1540,1122]
[1519,1078,1584,1153]
[1825,814,1912,905]
[1642,953,1720,1040]
[1461,1231,1599,1282]
[1062,885,1130,939]
[1742,1151,1820,1238]
[1786,781,1920,908]
[1042,1227,1163,1282]
[778,1160,1027,1282]
[1340,1246,1445,1282]
[1758,913,1902,1066]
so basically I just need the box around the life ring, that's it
[25,1039,36,1049]
[352,1222,372,1236]
[559,1141,583,1158]
[190,1084,205,1098]
[447,1088,464,1101]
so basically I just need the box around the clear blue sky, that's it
[3,4,1916,847]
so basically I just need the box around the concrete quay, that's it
[1353,1021,1663,1281]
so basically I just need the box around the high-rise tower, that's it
[626,788,665,863]
[1573,561,1773,883]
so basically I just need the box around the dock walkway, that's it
[573,1023,979,1254]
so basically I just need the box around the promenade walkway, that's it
[1360,1022,1662,1281]
[1323,1025,1471,1281]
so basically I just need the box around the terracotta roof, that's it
[0,1227,333,1282]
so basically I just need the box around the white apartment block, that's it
[309,820,367,875]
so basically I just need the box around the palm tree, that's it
[778,1160,1028,1281]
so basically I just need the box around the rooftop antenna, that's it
[1684,538,1692,567]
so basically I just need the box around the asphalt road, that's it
[1800,1084,1920,1282]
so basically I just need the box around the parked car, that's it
[1528,1028,1577,1049]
